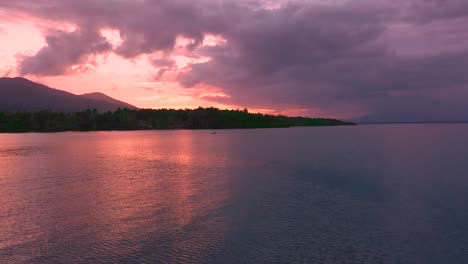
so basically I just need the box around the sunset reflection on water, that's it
[0,131,232,262]
[1,126,468,263]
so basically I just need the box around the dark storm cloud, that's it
[1,0,468,121]
[179,2,391,107]
[179,1,468,121]
[18,27,112,76]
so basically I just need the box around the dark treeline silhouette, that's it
[0,107,355,132]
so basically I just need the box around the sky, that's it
[1,0,468,122]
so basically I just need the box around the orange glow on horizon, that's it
[0,19,362,119]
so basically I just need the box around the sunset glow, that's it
[1,1,468,263]
[1,0,468,122]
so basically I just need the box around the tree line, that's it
[0,107,354,132]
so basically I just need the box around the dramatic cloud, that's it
[1,0,467,121]
[18,27,112,76]
[0,0,228,57]
[179,2,390,115]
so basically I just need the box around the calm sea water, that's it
[1,125,467,263]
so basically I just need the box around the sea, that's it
[1,124,467,263]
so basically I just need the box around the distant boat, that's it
[211,131,217,134]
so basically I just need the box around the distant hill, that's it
[0,77,138,112]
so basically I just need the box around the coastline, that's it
[0,108,355,133]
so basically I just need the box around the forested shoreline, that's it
[0,107,355,132]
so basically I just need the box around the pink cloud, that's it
[1,0,468,121]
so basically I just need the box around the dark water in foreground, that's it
[0,124,467,263]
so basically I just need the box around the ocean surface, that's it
[0,124,467,263]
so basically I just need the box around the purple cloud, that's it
[1,0,468,121]
[400,0,468,22]
[18,27,112,76]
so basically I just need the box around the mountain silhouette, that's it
[0,77,138,112]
